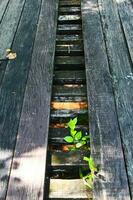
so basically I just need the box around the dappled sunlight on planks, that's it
[6,147,47,198]
[51,101,88,110]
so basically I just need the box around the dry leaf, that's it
[6,49,12,53]
[6,52,17,60]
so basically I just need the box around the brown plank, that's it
[6,0,58,199]
[98,0,133,197]
[81,0,130,199]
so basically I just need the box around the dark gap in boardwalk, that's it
[44,0,92,199]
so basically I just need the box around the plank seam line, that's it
[97,0,132,197]
[0,0,10,24]
[117,7,133,72]
[0,0,27,87]
[4,0,44,198]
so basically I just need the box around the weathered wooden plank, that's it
[98,0,133,197]
[59,6,81,14]
[0,0,42,198]
[57,24,82,34]
[81,0,130,199]
[56,44,84,56]
[0,0,9,22]
[52,85,87,97]
[53,70,86,84]
[0,0,26,82]
[49,127,88,143]
[49,179,92,199]
[58,14,81,24]
[49,165,87,179]
[6,0,58,199]
[116,0,133,65]
[55,56,84,66]
[50,149,88,166]
[59,0,80,7]
[50,109,88,125]
[52,96,87,102]
[56,34,82,43]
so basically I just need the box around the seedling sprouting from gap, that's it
[64,117,98,188]
[80,156,97,189]
[64,117,89,149]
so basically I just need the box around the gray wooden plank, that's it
[53,70,86,84]
[52,85,87,97]
[49,127,88,143]
[56,44,84,56]
[59,0,80,7]
[55,56,84,66]
[98,0,133,197]
[51,150,88,166]
[0,0,26,83]
[59,6,81,14]
[6,0,58,199]
[81,0,130,199]
[0,0,42,198]
[0,0,9,22]
[116,0,133,65]
[49,179,92,199]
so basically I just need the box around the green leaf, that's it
[74,131,82,140]
[64,136,74,143]
[70,129,77,137]
[83,156,90,162]
[89,157,97,172]
[67,117,77,130]
[76,142,83,148]
[82,136,90,141]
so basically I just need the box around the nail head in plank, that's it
[6,0,58,199]
[81,0,130,199]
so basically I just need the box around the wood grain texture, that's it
[116,0,133,65]
[98,0,133,197]
[0,0,9,23]
[0,0,42,198]
[0,0,26,82]
[6,0,58,199]
[81,0,130,199]
[49,179,92,199]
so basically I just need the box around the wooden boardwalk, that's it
[0,0,133,199]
